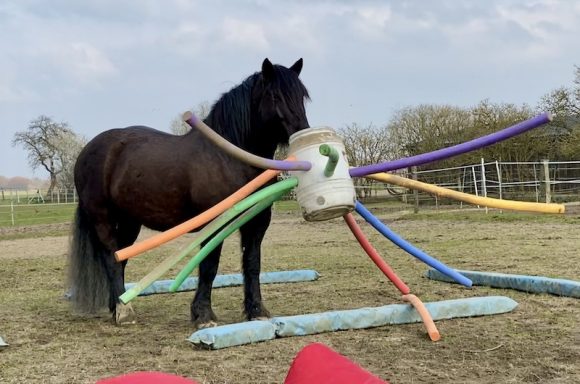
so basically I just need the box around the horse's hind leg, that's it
[191,242,222,328]
[112,219,141,324]
[240,209,272,320]
[94,216,141,325]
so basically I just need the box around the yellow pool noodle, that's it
[367,172,565,214]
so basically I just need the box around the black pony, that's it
[68,58,310,326]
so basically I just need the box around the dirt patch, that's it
[0,210,579,383]
[0,222,71,237]
[0,236,68,260]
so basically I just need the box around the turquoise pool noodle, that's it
[426,269,580,298]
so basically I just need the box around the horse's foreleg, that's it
[191,243,222,328]
[240,209,272,321]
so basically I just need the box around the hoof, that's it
[195,320,219,330]
[115,303,136,325]
[246,305,271,321]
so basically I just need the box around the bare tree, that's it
[468,100,540,162]
[55,131,86,189]
[12,115,85,195]
[387,104,472,167]
[338,123,394,198]
[537,65,580,159]
[170,101,212,135]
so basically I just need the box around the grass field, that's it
[0,207,579,383]
[0,202,76,228]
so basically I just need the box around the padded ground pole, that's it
[124,270,320,296]
[189,296,518,349]
[426,269,580,298]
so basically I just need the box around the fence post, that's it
[542,159,551,203]
[11,201,15,226]
[533,163,539,202]
[481,158,488,214]
[457,176,463,209]
[412,166,419,213]
[495,160,502,200]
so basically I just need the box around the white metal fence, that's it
[360,159,580,208]
[0,188,77,204]
[0,188,77,226]
[1,160,579,226]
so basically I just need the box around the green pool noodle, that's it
[169,181,296,291]
[119,177,298,304]
[319,144,340,177]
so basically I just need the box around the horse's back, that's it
[75,125,261,231]
[75,126,168,197]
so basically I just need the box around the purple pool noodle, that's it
[349,113,552,177]
[184,111,312,172]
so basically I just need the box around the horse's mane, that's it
[203,65,310,147]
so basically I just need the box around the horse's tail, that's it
[67,206,110,313]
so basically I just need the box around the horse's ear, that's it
[262,58,275,81]
[289,58,303,75]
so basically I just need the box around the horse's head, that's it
[253,58,311,144]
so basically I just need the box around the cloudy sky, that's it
[1,0,579,178]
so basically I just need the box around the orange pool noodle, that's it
[115,158,295,261]
[402,293,441,341]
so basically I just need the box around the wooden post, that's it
[412,166,419,213]
[542,159,551,204]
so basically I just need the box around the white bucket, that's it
[288,127,356,221]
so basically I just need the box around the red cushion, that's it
[284,343,389,384]
[97,371,198,384]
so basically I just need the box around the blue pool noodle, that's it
[355,201,472,287]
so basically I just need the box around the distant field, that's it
[0,199,412,229]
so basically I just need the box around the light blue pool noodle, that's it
[426,269,580,298]
[355,201,472,287]
[125,270,320,296]
[188,296,517,349]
